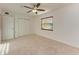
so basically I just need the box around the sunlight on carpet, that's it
[0,42,10,55]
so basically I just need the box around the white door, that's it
[15,18,29,38]
[2,16,14,40]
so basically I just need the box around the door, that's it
[15,18,29,38]
[2,16,14,40]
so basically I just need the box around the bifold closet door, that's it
[15,18,29,38]
[2,16,14,40]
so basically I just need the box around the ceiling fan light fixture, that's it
[32,9,37,12]
[24,3,45,14]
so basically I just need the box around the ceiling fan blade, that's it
[36,3,40,8]
[27,10,32,13]
[24,6,33,9]
[37,9,45,11]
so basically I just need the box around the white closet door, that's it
[15,18,29,38]
[2,16,14,40]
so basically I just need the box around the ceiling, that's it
[0,3,70,17]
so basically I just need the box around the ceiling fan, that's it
[23,3,45,14]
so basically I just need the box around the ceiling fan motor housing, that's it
[5,12,9,15]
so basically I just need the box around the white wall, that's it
[34,4,79,48]
[29,16,36,34]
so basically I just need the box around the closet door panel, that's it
[15,18,29,38]
[2,16,14,40]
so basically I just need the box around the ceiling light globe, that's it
[32,9,37,12]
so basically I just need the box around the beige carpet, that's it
[0,34,79,55]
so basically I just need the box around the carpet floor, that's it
[0,34,79,55]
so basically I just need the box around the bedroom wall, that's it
[34,4,79,48]
[29,16,36,34]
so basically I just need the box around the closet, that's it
[1,15,30,41]
[2,15,14,40]
[15,18,30,38]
